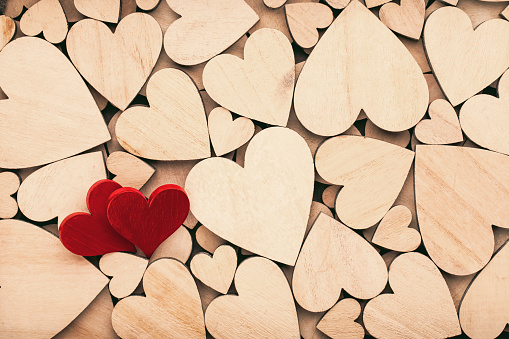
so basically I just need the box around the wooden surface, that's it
[149,225,193,264]
[285,2,333,49]
[372,205,421,252]
[364,119,410,148]
[136,0,159,11]
[317,298,364,339]
[196,225,228,253]
[190,245,237,294]
[379,0,425,40]
[74,0,120,23]
[20,0,67,44]
[107,151,155,189]
[0,171,20,219]
[415,99,463,145]
[100,252,148,299]
[208,107,255,156]
[0,15,15,51]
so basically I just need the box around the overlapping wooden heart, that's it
[20,0,68,44]
[0,15,16,51]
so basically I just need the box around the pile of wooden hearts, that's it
[1,0,509,338]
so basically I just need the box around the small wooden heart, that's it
[379,0,425,40]
[20,0,68,44]
[190,245,237,294]
[372,205,421,252]
[74,0,120,23]
[0,171,20,219]
[106,151,155,190]
[208,107,255,156]
[317,298,364,339]
[285,2,333,49]
[100,252,149,299]
[415,99,463,145]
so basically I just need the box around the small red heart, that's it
[59,179,136,256]
[107,184,190,257]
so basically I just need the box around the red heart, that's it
[59,179,136,256]
[107,184,190,257]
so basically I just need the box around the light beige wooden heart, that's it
[285,2,333,49]
[150,226,193,264]
[115,68,210,161]
[0,37,110,169]
[203,28,294,126]
[293,213,388,312]
[460,69,509,155]
[186,127,314,265]
[424,6,509,106]
[295,0,428,136]
[17,152,106,224]
[0,219,109,337]
[0,15,15,51]
[209,107,255,156]
[106,151,155,189]
[372,205,421,252]
[415,99,463,145]
[74,0,120,23]
[100,252,148,299]
[136,0,159,10]
[364,252,461,339]
[316,298,364,339]
[4,0,40,18]
[264,0,286,8]
[20,0,67,44]
[0,171,20,219]
[205,256,300,339]
[67,13,162,110]
[190,245,237,294]
[196,225,228,253]
[315,135,414,230]
[112,258,205,338]
[379,0,425,40]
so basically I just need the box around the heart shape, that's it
[372,205,421,252]
[59,179,136,256]
[0,219,109,337]
[415,145,509,275]
[294,0,428,136]
[316,298,365,339]
[115,68,211,160]
[99,252,148,299]
[0,171,20,219]
[460,69,509,155]
[0,15,15,51]
[415,99,463,145]
[264,0,286,8]
[205,256,300,339]
[190,245,237,294]
[293,213,388,312]
[424,6,509,106]
[379,0,425,40]
[285,2,333,49]
[0,37,110,169]
[74,0,120,23]
[136,0,159,11]
[363,252,461,339]
[185,127,314,265]
[208,107,255,156]
[315,135,414,229]
[106,151,155,190]
[112,258,205,338]
[459,241,509,339]
[107,184,190,257]
[67,13,162,110]
[203,28,295,126]
[20,0,68,44]
[164,0,259,65]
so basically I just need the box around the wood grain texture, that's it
[317,298,364,339]
[415,99,463,145]
[186,127,314,265]
[190,245,237,294]
[4,0,40,18]
[365,119,410,148]
[264,0,286,8]
[20,0,67,43]
[136,0,159,10]
[0,219,108,338]
[205,256,300,339]
[295,0,428,136]
[372,205,421,252]
[100,252,148,299]
[0,171,20,218]
[209,107,255,156]
[149,225,193,264]
[196,225,228,253]
[0,15,15,50]
[74,0,120,23]
[379,0,425,40]
[285,2,333,49]
[107,151,155,189]
[293,213,388,312]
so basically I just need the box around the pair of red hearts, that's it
[59,180,190,258]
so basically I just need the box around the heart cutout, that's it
[106,151,155,190]
[164,0,259,65]
[203,28,295,126]
[379,0,425,40]
[205,256,300,338]
[20,0,68,44]
[59,179,136,256]
[74,0,120,23]
[112,258,206,338]
[0,219,109,337]
[115,68,211,160]
[0,37,110,169]
[317,298,364,339]
[415,99,463,145]
[67,13,162,110]
[364,252,461,339]
[424,6,509,105]
[372,205,421,252]
[99,252,148,299]
[107,184,190,257]
[294,0,428,136]
[208,107,255,156]
[0,15,15,51]
[285,2,333,49]
[0,171,20,219]
[190,245,237,294]
[186,127,314,265]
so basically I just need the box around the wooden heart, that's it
[205,256,300,339]
[67,13,162,110]
[0,15,15,51]
[0,171,20,219]
[285,2,333,49]
[20,0,68,44]
[294,0,428,136]
[164,0,259,65]
[136,0,159,10]
[415,145,509,275]
[372,205,421,252]
[190,245,237,294]
[115,68,211,160]
[0,37,110,169]
[316,298,364,339]
[379,0,425,40]
[112,258,205,338]
[415,99,463,145]
[208,107,255,156]
[106,151,155,189]
[203,28,294,126]
[460,69,509,155]
[364,252,461,339]
[0,219,109,337]
[185,127,314,265]
[293,213,388,312]
[74,0,120,23]
[315,135,414,229]
[424,6,509,106]
[459,241,509,339]
[195,225,228,253]
[99,252,148,299]
[264,0,286,8]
